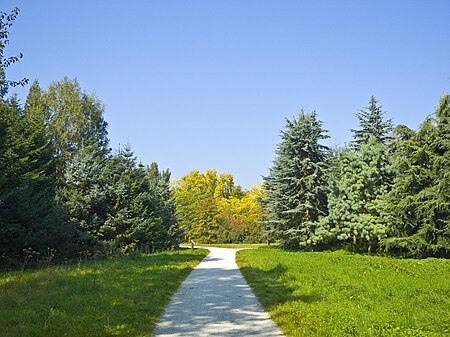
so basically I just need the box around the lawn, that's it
[237,248,450,337]
[0,248,208,337]
[187,243,269,249]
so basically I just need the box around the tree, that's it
[172,170,222,243]
[42,77,109,174]
[172,170,262,243]
[0,96,79,265]
[320,138,391,253]
[102,145,177,252]
[381,96,450,257]
[216,185,264,243]
[351,96,393,148]
[0,7,28,98]
[55,144,109,246]
[57,144,179,254]
[263,110,329,249]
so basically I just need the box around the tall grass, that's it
[237,248,450,337]
[0,249,207,337]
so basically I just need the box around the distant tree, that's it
[216,185,264,243]
[172,170,262,243]
[351,96,393,149]
[263,111,329,249]
[0,7,28,98]
[172,170,221,243]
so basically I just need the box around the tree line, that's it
[263,96,450,258]
[0,77,181,268]
[1,7,448,266]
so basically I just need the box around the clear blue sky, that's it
[4,0,450,188]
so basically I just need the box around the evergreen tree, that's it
[146,162,181,248]
[23,81,54,180]
[351,96,393,148]
[263,111,329,249]
[381,96,450,257]
[103,145,175,252]
[0,96,79,265]
[55,144,109,248]
[320,138,391,252]
[57,144,179,254]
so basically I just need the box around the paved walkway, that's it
[152,247,285,337]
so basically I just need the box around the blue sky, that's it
[4,0,450,188]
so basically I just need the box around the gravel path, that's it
[152,247,285,337]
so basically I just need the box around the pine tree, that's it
[320,138,391,252]
[263,111,329,249]
[351,96,393,148]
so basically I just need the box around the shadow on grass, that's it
[240,263,321,310]
[0,251,207,337]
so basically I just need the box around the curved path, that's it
[152,247,284,337]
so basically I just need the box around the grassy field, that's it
[0,249,208,337]
[237,248,450,337]
[187,243,269,249]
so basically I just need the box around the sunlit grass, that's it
[0,249,208,337]
[183,242,271,249]
[237,248,450,337]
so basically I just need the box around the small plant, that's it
[21,247,38,272]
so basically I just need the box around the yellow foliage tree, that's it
[172,170,264,243]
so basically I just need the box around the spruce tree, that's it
[0,96,78,265]
[55,144,109,247]
[351,96,393,148]
[263,111,329,249]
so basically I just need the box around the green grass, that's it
[198,243,268,249]
[237,248,450,337]
[0,249,208,337]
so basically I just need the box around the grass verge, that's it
[237,248,450,337]
[0,248,208,337]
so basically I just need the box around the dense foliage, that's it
[172,170,264,243]
[264,96,450,258]
[0,18,180,267]
[262,111,329,249]
[0,77,180,267]
[1,7,448,261]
